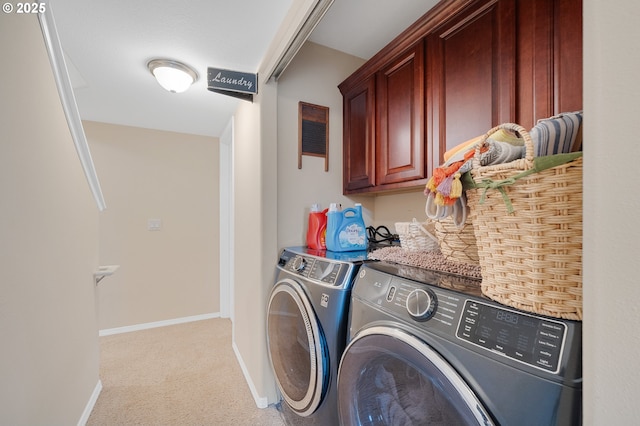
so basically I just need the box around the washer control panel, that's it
[285,255,343,285]
[277,249,365,288]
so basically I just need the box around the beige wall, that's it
[372,189,431,227]
[232,78,280,406]
[1,14,100,424]
[85,122,220,330]
[276,42,371,247]
[583,0,640,423]
[276,42,443,245]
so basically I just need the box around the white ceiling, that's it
[50,0,438,138]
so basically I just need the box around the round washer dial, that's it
[292,256,307,272]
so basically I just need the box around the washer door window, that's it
[338,326,494,426]
[267,278,328,416]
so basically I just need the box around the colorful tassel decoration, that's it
[426,176,437,192]
[436,175,453,196]
[450,173,463,198]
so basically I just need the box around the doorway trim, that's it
[219,118,234,320]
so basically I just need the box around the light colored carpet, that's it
[87,318,284,426]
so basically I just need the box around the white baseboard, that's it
[77,379,102,426]
[99,312,220,336]
[232,341,269,409]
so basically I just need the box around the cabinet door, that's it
[516,0,583,128]
[376,40,425,186]
[428,0,516,167]
[342,77,376,193]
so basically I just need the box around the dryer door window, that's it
[337,326,494,426]
[267,278,328,416]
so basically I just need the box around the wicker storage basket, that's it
[465,123,583,320]
[394,219,439,252]
[433,216,479,265]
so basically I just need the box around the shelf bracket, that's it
[94,265,120,286]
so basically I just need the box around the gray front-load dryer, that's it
[337,262,582,425]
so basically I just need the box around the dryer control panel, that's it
[353,263,574,376]
[456,300,567,374]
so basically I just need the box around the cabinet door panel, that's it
[343,78,375,192]
[428,0,515,166]
[376,40,425,185]
[554,0,583,114]
[516,0,582,128]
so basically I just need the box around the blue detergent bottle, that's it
[326,203,367,252]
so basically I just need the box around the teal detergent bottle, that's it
[326,203,367,252]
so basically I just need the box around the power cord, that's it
[367,225,400,247]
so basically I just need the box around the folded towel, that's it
[482,140,526,165]
[530,110,583,156]
[424,136,525,208]
[443,129,523,164]
[443,135,482,162]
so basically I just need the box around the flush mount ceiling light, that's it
[147,59,198,93]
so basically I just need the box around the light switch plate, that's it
[147,218,162,231]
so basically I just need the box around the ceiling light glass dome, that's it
[148,59,198,93]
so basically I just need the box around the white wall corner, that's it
[232,341,271,409]
[77,380,102,426]
[98,313,220,336]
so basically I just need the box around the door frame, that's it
[219,118,234,320]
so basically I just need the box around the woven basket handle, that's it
[412,218,438,243]
[471,123,535,171]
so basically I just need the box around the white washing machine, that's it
[266,246,369,425]
[337,262,582,425]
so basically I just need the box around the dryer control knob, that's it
[406,288,437,321]
[292,256,306,272]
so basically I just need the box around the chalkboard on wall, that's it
[299,102,329,171]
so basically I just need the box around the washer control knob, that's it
[406,288,437,321]
[292,256,306,272]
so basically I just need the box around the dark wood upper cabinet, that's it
[428,0,516,166]
[376,40,425,186]
[339,0,582,195]
[516,0,583,129]
[554,0,583,114]
[342,76,376,192]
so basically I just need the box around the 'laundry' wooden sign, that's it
[207,67,257,102]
